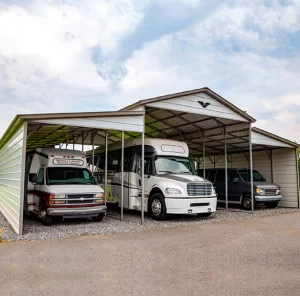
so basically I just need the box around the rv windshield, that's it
[155,156,196,175]
[238,169,266,182]
[46,167,96,185]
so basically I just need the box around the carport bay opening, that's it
[0,87,299,235]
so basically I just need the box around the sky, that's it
[0,0,300,142]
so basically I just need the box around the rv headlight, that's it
[276,189,280,195]
[49,194,65,205]
[95,192,105,203]
[165,188,182,195]
[255,188,265,195]
[55,194,65,199]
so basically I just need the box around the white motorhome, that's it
[25,148,106,225]
[89,139,217,220]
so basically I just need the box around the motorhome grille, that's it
[265,189,278,196]
[67,194,94,204]
[187,184,212,196]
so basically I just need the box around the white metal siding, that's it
[0,124,26,234]
[32,115,145,133]
[200,149,299,208]
[147,93,248,122]
[273,148,299,208]
[251,131,293,148]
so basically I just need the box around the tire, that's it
[92,213,104,222]
[197,213,212,218]
[43,214,53,226]
[265,201,279,209]
[149,193,167,221]
[242,195,255,211]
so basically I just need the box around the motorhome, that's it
[25,148,106,225]
[88,139,217,220]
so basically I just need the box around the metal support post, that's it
[249,124,254,212]
[141,132,145,225]
[121,131,124,221]
[105,131,108,208]
[203,132,206,178]
[225,127,228,211]
[91,132,95,176]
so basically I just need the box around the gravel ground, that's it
[1,206,299,241]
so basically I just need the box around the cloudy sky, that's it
[0,0,300,141]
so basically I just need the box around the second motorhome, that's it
[89,139,217,220]
[25,148,106,225]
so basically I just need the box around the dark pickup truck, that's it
[198,168,282,210]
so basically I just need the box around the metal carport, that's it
[0,111,145,235]
[1,87,299,235]
[122,87,299,210]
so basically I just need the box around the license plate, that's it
[208,208,211,212]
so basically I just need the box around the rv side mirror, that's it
[233,177,240,184]
[29,173,38,183]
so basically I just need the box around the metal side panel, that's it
[0,123,26,234]
[273,148,298,208]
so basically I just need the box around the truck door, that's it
[228,171,242,203]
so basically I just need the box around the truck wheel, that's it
[149,193,167,221]
[43,214,53,226]
[242,195,255,210]
[197,213,212,218]
[265,201,279,208]
[92,213,104,222]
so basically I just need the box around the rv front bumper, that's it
[47,206,106,217]
[165,197,217,214]
[255,195,282,202]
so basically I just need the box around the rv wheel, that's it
[149,193,167,221]
[92,213,104,222]
[43,214,53,226]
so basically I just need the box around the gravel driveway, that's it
[1,206,299,241]
[1,211,300,296]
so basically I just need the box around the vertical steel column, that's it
[121,131,124,221]
[82,134,84,152]
[91,132,95,176]
[249,124,254,212]
[141,132,145,225]
[270,150,274,183]
[225,127,228,211]
[295,148,300,209]
[203,131,206,178]
[105,131,108,208]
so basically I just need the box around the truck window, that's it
[37,168,45,185]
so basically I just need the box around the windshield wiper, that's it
[158,170,174,174]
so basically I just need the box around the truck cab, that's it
[199,168,282,210]
[25,148,106,225]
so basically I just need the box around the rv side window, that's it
[144,157,153,175]
[37,168,45,185]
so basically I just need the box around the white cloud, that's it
[114,0,300,141]
[0,0,143,137]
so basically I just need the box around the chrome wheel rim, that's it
[244,198,251,208]
[151,199,162,216]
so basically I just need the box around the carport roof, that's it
[122,87,256,123]
[0,111,145,150]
